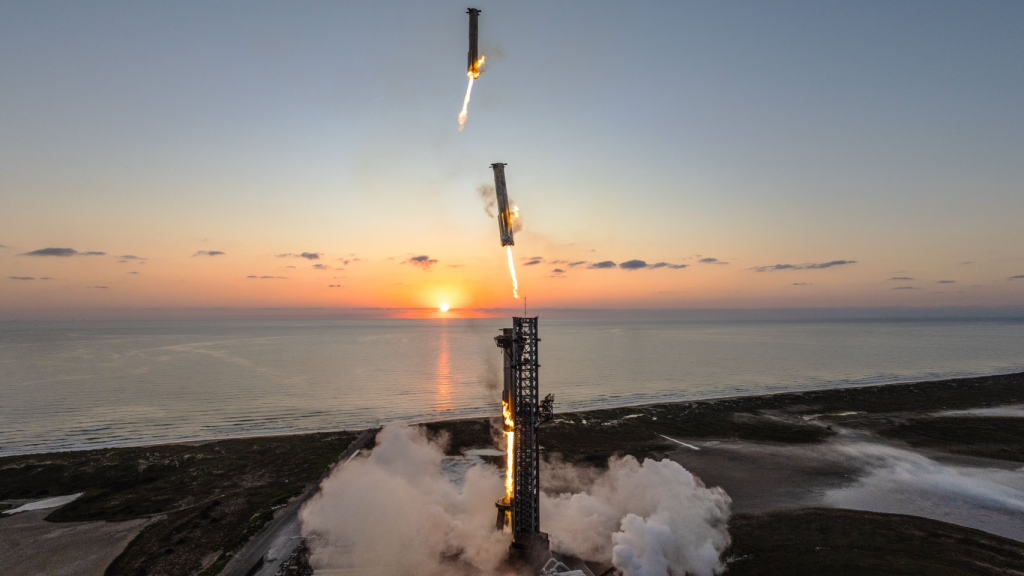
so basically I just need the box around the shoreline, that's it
[5,368,1023,459]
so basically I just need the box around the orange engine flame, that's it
[458,56,486,131]
[502,400,514,500]
[469,55,486,79]
[506,246,519,299]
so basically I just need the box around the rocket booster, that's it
[491,162,514,247]
[467,8,481,74]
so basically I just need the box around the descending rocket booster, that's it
[491,162,514,247]
[467,8,481,76]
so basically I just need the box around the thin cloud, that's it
[650,262,688,269]
[552,268,566,273]
[277,252,323,260]
[22,247,78,257]
[9,276,34,280]
[193,250,225,257]
[328,284,343,288]
[751,260,857,272]
[405,255,438,270]
[793,283,811,286]
[889,277,915,281]
[568,261,588,267]
[698,257,728,265]
[936,280,955,284]
[40,277,53,280]
[805,260,855,269]
[312,264,331,270]
[247,275,288,279]
[589,261,616,269]
[619,260,648,270]
[893,286,919,290]
[80,251,106,256]
[524,257,543,266]
[120,255,147,260]
[1009,275,1024,280]
[128,271,139,275]
[93,286,109,289]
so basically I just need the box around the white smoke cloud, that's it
[541,456,732,576]
[300,424,732,576]
[299,423,510,576]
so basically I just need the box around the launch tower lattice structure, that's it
[496,317,549,558]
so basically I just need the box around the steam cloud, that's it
[300,423,732,576]
[300,423,509,575]
[542,456,731,576]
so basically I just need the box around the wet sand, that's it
[0,508,151,576]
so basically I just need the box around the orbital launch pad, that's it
[495,317,553,562]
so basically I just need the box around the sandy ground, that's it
[0,508,151,576]
[667,434,1024,541]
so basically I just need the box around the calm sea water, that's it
[2,318,1023,456]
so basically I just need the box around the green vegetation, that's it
[0,431,356,576]
[726,508,1024,576]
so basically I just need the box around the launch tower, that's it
[495,317,552,561]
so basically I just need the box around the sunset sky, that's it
[2,1,1023,318]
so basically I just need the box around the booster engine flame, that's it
[469,55,485,80]
[506,246,519,299]
[502,400,514,500]
[457,56,486,131]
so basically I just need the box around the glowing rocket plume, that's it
[458,56,486,131]
[502,401,514,499]
[457,77,474,131]
[506,245,519,299]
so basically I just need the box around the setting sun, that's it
[439,302,449,312]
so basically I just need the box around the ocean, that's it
[2,317,1023,456]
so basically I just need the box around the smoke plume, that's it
[300,423,509,575]
[477,185,496,218]
[301,424,731,576]
[542,456,732,576]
